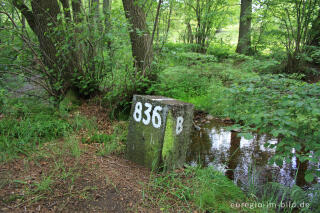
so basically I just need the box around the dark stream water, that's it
[187,119,320,189]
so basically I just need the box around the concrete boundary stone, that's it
[126,95,194,170]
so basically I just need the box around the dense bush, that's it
[207,43,234,60]
[149,66,214,99]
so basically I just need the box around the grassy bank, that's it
[0,97,252,212]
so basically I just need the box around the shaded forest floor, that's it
[0,104,158,212]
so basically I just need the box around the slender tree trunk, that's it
[94,0,100,18]
[102,0,113,74]
[150,0,162,49]
[103,0,111,30]
[59,0,71,20]
[21,0,26,47]
[309,9,320,46]
[92,0,100,30]
[122,0,153,74]
[186,21,193,44]
[236,0,252,55]
[159,1,173,52]
[72,0,82,23]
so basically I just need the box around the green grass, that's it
[96,121,127,156]
[0,97,99,161]
[0,101,71,161]
[144,166,261,212]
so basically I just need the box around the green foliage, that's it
[154,46,320,182]
[183,0,238,50]
[238,57,283,74]
[207,42,234,60]
[221,75,320,180]
[258,182,320,212]
[149,66,213,99]
[85,133,113,144]
[309,45,320,64]
[0,89,8,114]
[146,166,248,212]
[174,52,218,64]
[160,43,200,53]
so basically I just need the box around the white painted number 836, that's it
[133,102,184,135]
[133,102,162,128]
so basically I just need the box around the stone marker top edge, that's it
[133,95,194,106]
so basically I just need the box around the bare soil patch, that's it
[0,103,160,212]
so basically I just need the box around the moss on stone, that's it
[162,112,175,162]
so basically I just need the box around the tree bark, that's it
[186,21,193,44]
[122,0,153,73]
[309,9,320,46]
[59,0,71,20]
[92,0,100,26]
[72,0,82,23]
[150,0,162,50]
[236,0,252,55]
[13,0,81,97]
[103,0,111,30]
[13,0,60,72]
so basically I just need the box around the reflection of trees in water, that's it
[296,145,309,187]
[226,131,241,180]
[296,158,308,187]
[187,128,214,167]
[187,121,312,188]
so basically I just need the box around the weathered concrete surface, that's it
[126,95,194,171]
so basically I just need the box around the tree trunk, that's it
[122,0,153,74]
[92,0,100,29]
[103,0,112,50]
[186,22,193,44]
[13,0,81,97]
[236,0,252,55]
[59,0,71,20]
[103,0,111,30]
[72,0,82,23]
[309,9,320,46]
[14,0,60,71]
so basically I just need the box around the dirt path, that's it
[0,103,161,212]
[0,141,160,212]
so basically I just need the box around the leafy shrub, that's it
[173,52,218,64]
[309,46,320,64]
[221,75,320,181]
[160,43,200,54]
[207,43,234,60]
[239,57,282,74]
[0,89,8,114]
[149,66,213,99]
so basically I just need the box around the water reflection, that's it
[187,120,318,189]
